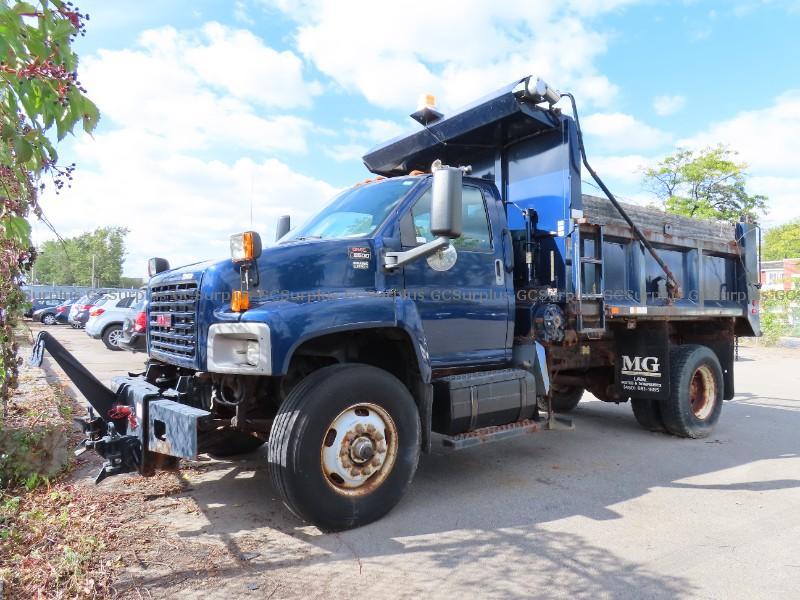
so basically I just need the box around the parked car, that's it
[85,293,136,350]
[24,297,65,319]
[69,292,106,329]
[119,296,147,353]
[33,298,77,325]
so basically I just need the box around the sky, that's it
[30,0,800,278]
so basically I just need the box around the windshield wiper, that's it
[295,235,323,241]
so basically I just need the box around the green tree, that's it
[0,1,97,404]
[33,226,128,286]
[762,220,800,261]
[644,146,767,222]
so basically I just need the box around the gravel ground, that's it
[32,324,800,599]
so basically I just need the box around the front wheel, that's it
[202,430,265,458]
[42,313,56,325]
[661,345,723,438]
[268,364,420,531]
[631,398,666,432]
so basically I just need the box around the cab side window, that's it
[411,186,492,251]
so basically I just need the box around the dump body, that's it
[364,75,760,402]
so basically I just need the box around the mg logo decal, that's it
[621,355,661,377]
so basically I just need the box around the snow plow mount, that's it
[30,331,209,483]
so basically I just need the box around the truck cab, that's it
[35,75,761,532]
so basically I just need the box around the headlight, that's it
[230,231,262,263]
[206,323,271,375]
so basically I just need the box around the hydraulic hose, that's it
[561,92,682,299]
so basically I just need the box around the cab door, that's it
[401,182,510,368]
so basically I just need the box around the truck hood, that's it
[149,238,379,314]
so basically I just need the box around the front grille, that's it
[149,280,198,362]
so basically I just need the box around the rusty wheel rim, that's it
[320,403,398,497]
[689,365,716,420]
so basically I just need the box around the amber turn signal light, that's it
[232,290,250,312]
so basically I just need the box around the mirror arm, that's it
[384,237,450,270]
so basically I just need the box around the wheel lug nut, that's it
[355,424,366,434]
[350,468,360,477]
[370,457,380,467]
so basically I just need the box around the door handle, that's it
[494,259,504,286]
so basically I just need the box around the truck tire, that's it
[661,345,723,438]
[102,324,124,351]
[268,364,420,531]
[204,430,265,458]
[538,384,583,413]
[42,313,57,325]
[631,398,665,432]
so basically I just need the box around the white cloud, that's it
[582,112,672,152]
[82,23,320,154]
[233,1,255,25]
[180,22,322,108]
[33,131,337,279]
[746,176,800,226]
[361,119,407,142]
[32,22,336,277]
[677,90,800,176]
[323,143,368,163]
[653,94,686,116]
[326,118,411,163]
[266,0,637,111]
[672,90,800,223]
[590,154,652,185]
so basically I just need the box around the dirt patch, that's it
[1,338,270,599]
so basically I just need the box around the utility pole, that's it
[91,254,95,289]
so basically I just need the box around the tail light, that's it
[751,300,759,315]
[83,304,92,310]
[134,311,146,333]
[90,307,105,317]
[56,306,66,313]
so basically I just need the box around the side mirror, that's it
[430,166,463,239]
[148,257,170,278]
[275,215,291,241]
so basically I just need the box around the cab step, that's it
[440,418,534,450]
[441,414,575,450]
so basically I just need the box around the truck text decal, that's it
[349,246,371,269]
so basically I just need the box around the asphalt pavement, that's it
[31,323,800,599]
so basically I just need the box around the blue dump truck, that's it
[33,76,761,531]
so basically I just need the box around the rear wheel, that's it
[631,398,666,432]
[661,345,723,438]
[539,384,583,413]
[42,313,56,325]
[268,364,420,531]
[102,325,124,351]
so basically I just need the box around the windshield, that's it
[285,178,419,241]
